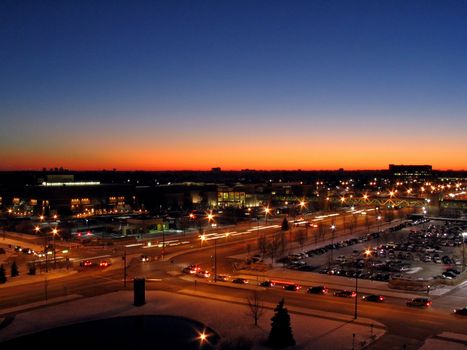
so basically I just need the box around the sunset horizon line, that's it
[1,166,465,172]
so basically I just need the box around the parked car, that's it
[334,290,356,298]
[80,260,93,267]
[260,280,275,287]
[453,307,467,316]
[406,297,432,307]
[232,278,248,284]
[182,265,200,274]
[283,284,301,292]
[215,274,230,282]
[196,270,210,278]
[22,247,33,254]
[362,294,385,303]
[307,286,328,294]
[99,260,111,267]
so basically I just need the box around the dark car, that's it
[307,286,328,294]
[22,247,33,254]
[362,294,385,303]
[453,307,467,316]
[406,297,432,307]
[80,260,93,267]
[99,260,111,267]
[284,284,301,292]
[232,278,248,284]
[260,280,275,287]
[334,290,356,298]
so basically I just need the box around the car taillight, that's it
[379,296,384,301]
[426,302,431,306]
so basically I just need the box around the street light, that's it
[299,200,306,212]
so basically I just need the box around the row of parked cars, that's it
[181,264,467,315]
[282,231,382,269]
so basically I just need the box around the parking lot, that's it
[283,219,466,285]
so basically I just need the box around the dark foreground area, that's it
[1,315,220,349]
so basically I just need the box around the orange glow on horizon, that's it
[1,133,466,171]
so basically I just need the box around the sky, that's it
[1,0,466,171]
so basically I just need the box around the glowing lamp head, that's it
[199,332,207,343]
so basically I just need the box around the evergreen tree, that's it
[281,217,289,231]
[11,261,19,277]
[0,265,7,284]
[267,298,295,349]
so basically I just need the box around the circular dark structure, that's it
[1,315,220,349]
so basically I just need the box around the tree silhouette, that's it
[0,265,7,284]
[257,235,268,259]
[247,291,265,326]
[267,298,295,348]
[11,261,19,277]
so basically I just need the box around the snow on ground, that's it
[0,290,384,349]
[419,338,466,350]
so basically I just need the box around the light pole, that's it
[214,238,218,282]
[377,215,382,246]
[206,212,217,282]
[52,227,58,267]
[123,247,127,287]
[299,200,306,240]
[264,206,271,225]
[462,232,466,273]
[328,224,336,269]
[354,269,358,319]
[161,221,165,259]
[35,225,48,272]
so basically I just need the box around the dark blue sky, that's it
[1,0,466,170]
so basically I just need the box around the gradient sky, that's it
[1,0,466,171]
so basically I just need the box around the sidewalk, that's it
[0,290,385,349]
